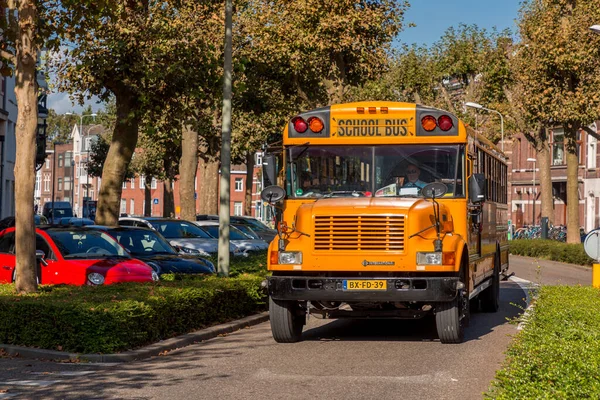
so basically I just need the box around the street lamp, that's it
[465,102,505,152]
[70,158,75,212]
[527,157,537,226]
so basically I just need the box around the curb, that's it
[508,276,538,331]
[0,312,270,363]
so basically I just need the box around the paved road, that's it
[0,255,590,400]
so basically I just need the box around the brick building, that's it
[507,122,600,232]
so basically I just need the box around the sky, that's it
[46,0,523,114]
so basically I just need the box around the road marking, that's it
[509,276,538,330]
[29,371,95,377]
[255,368,457,384]
[0,380,61,388]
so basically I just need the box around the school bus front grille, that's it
[314,215,405,251]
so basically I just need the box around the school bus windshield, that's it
[287,144,465,198]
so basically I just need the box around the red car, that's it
[0,227,158,285]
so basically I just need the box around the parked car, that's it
[194,220,269,253]
[59,217,95,226]
[118,217,245,257]
[0,215,49,229]
[196,215,277,243]
[42,201,74,224]
[0,227,158,285]
[89,225,215,276]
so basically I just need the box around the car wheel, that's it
[269,297,305,343]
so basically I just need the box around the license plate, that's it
[343,280,387,290]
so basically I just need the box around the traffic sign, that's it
[584,229,600,261]
[153,198,159,205]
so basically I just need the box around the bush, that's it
[509,239,594,265]
[486,286,600,399]
[0,274,267,354]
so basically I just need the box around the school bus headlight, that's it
[417,252,456,265]
[417,252,442,265]
[278,252,303,265]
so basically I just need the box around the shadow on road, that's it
[301,281,528,344]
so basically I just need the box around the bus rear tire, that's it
[436,293,466,344]
[480,253,500,313]
[269,297,304,343]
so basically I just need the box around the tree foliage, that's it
[512,0,600,242]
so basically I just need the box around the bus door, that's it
[467,155,481,258]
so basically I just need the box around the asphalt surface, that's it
[0,255,592,400]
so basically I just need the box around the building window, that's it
[131,179,135,189]
[35,174,40,192]
[255,152,263,166]
[58,154,63,167]
[58,178,63,191]
[84,137,93,152]
[75,184,79,195]
[120,199,127,214]
[140,175,145,188]
[122,181,127,189]
[552,128,565,166]
[64,177,71,191]
[130,199,135,215]
[235,178,243,192]
[43,174,50,191]
[234,202,243,216]
[45,158,50,169]
[65,151,72,166]
[151,178,157,189]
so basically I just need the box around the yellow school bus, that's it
[260,101,509,344]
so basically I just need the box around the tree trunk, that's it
[163,178,175,217]
[180,126,198,221]
[96,94,139,226]
[566,131,580,243]
[144,176,152,216]
[244,151,254,216]
[198,156,219,214]
[538,132,553,226]
[13,0,39,293]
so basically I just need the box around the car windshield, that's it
[149,221,213,239]
[47,230,129,259]
[109,229,176,256]
[239,218,272,232]
[287,144,464,198]
[234,224,261,239]
[202,225,248,240]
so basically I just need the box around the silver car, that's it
[194,221,269,253]
[119,217,244,257]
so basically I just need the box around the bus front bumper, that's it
[268,276,460,302]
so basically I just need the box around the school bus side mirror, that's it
[263,154,277,187]
[468,174,486,204]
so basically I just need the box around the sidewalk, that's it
[0,312,270,363]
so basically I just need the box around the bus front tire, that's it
[480,253,500,313]
[269,297,304,343]
[436,292,466,344]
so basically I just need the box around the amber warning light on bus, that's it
[421,114,454,132]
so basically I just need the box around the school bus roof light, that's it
[292,116,308,133]
[438,115,454,131]
[368,107,377,114]
[307,116,324,133]
[380,107,388,114]
[421,115,437,132]
[357,107,365,114]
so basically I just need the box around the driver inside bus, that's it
[402,163,427,189]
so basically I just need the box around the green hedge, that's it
[509,239,594,265]
[486,286,600,399]
[0,272,268,354]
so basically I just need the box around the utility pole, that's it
[218,0,233,276]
